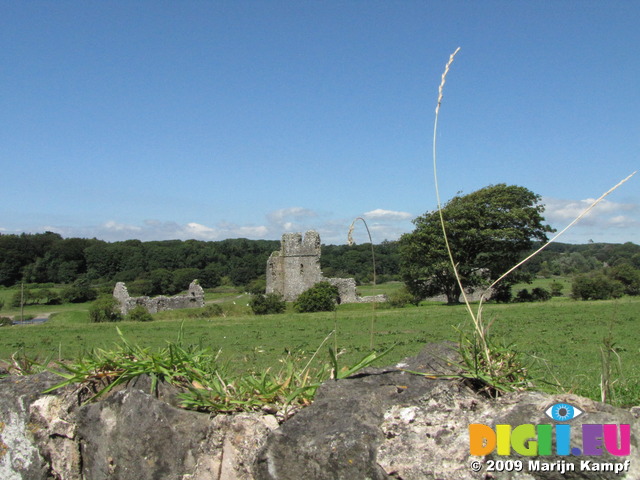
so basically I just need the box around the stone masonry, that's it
[113,280,205,315]
[266,230,386,304]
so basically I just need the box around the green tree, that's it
[608,264,640,296]
[399,184,553,304]
[127,278,154,296]
[199,264,222,289]
[61,278,98,303]
[294,282,340,313]
[172,268,201,292]
[147,268,176,295]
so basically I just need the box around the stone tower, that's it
[266,231,324,301]
[266,230,387,304]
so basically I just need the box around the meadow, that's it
[1,283,638,407]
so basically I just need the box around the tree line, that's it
[1,213,638,302]
[0,233,280,293]
[0,232,402,294]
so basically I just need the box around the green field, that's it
[1,285,638,406]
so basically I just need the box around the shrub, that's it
[386,286,419,308]
[0,316,12,327]
[572,273,625,300]
[294,282,339,313]
[249,293,286,315]
[202,303,225,317]
[490,284,512,303]
[513,287,551,302]
[514,289,533,303]
[89,296,122,323]
[550,281,564,297]
[10,290,24,308]
[189,304,225,318]
[531,287,551,301]
[126,305,154,322]
[246,278,267,295]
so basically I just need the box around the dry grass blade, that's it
[481,170,637,306]
[348,216,377,349]
[432,47,491,367]
[475,170,638,329]
[432,47,476,320]
[430,47,636,395]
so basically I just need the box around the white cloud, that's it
[216,221,269,239]
[32,219,269,242]
[363,209,413,221]
[264,207,321,237]
[185,222,217,237]
[267,207,317,224]
[14,206,414,244]
[541,196,640,243]
[543,197,638,225]
[103,220,143,233]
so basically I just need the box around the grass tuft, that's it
[43,324,391,415]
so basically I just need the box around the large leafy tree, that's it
[399,184,554,304]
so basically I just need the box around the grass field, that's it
[1,286,638,407]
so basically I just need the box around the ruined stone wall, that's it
[113,280,205,315]
[266,231,386,304]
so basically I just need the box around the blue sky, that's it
[1,1,638,245]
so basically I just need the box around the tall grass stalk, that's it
[348,216,377,349]
[432,47,636,393]
[600,336,622,404]
[432,47,491,370]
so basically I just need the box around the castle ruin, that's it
[266,230,386,304]
[113,280,205,315]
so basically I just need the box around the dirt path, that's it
[5,312,53,323]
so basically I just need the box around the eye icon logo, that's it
[545,403,583,422]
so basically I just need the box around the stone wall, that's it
[266,230,386,304]
[113,280,205,315]
[2,344,639,480]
